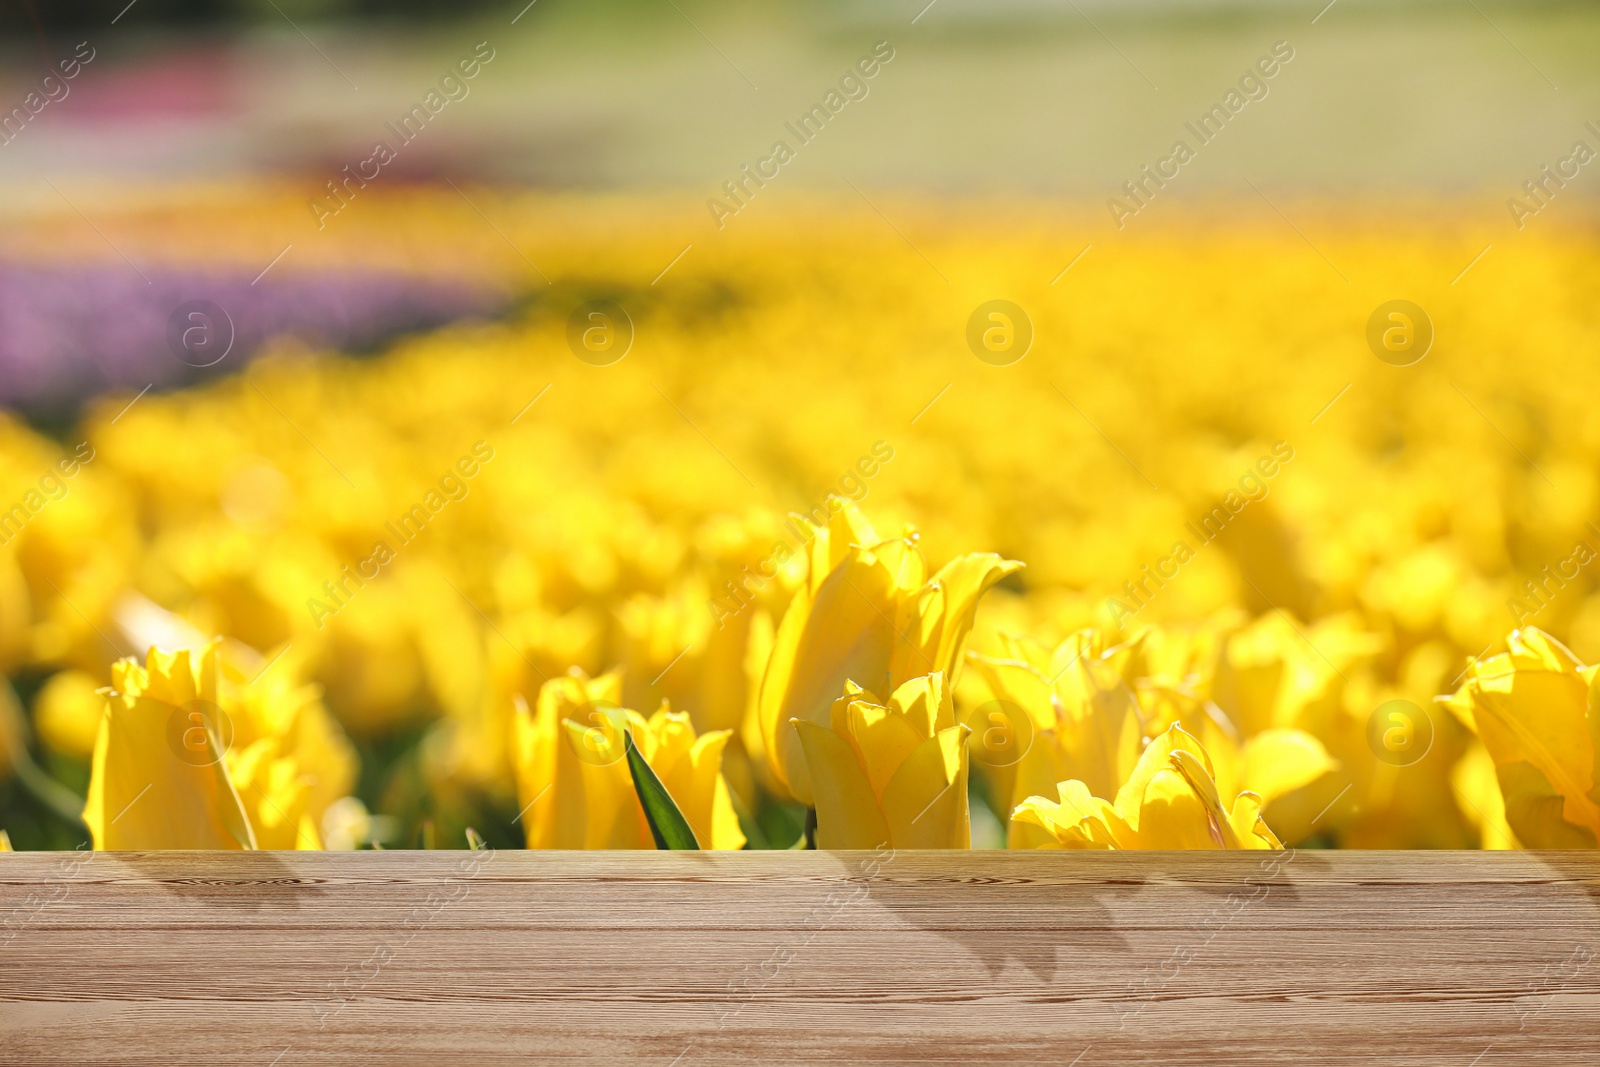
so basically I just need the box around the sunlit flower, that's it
[795,672,970,849]
[80,640,356,850]
[969,628,1333,846]
[1444,627,1600,847]
[226,737,322,849]
[83,646,256,850]
[216,647,359,836]
[758,501,1021,805]
[1012,724,1283,850]
[510,669,745,849]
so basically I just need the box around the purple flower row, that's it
[0,263,505,418]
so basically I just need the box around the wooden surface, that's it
[2,850,1599,1065]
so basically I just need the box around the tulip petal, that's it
[516,670,632,848]
[1134,766,1221,849]
[1239,728,1338,805]
[1010,794,1064,843]
[793,719,891,850]
[881,724,970,848]
[927,554,1025,670]
[1227,791,1282,850]
[227,738,315,850]
[1510,627,1585,672]
[890,553,1023,687]
[847,699,928,798]
[510,695,553,848]
[867,536,927,596]
[1496,760,1598,849]
[1451,741,1518,850]
[661,728,747,850]
[563,716,652,849]
[1170,748,1243,848]
[1002,728,1074,847]
[83,688,256,851]
[967,653,1056,731]
[889,582,944,682]
[886,672,951,736]
[1047,632,1100,688]
[1115,723,1210,829]
[645,707,697,775]
[1012,786,1114,848]
[761,552,898,804]
[825,499,879,575]
[1058,678,1143,802]
[1471,666,1600,839]
[1199,713,1244,798]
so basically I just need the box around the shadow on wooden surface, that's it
[2,850,1598,1065]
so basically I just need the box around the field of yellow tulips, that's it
[2,187,1599,855]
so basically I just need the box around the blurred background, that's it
[2,0,1599,853]
[3,0,1596,414]
[2,1,1598,191]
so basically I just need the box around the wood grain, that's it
[2,850,1598,1065]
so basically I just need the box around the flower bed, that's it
[2,192,1600,862]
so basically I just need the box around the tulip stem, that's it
[803,807,817,850]
[11,747,88,832]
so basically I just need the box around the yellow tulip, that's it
[511,668,745,849]
[1213,611,1379,736]
[428,593,605,802]
[226,738,322,849]
[510,667,621,848]
[654,712,748,848]
[1135,616,1340,836]
[1444,627,1600,847]
[794,672,970,849]
[1012,724,1283,849]
[968,630,1144,847]
[81,640,355,850]
[969,628,1333,847]
[1117,615,1238,735]
[220,651,359,840]
[566,710,745,851]
[83,646,256,850]
[0,829,11,851]
[758,500,1021,804]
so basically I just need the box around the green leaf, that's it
[624,730,700,850]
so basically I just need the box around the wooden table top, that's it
[2,850,1598,1065]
